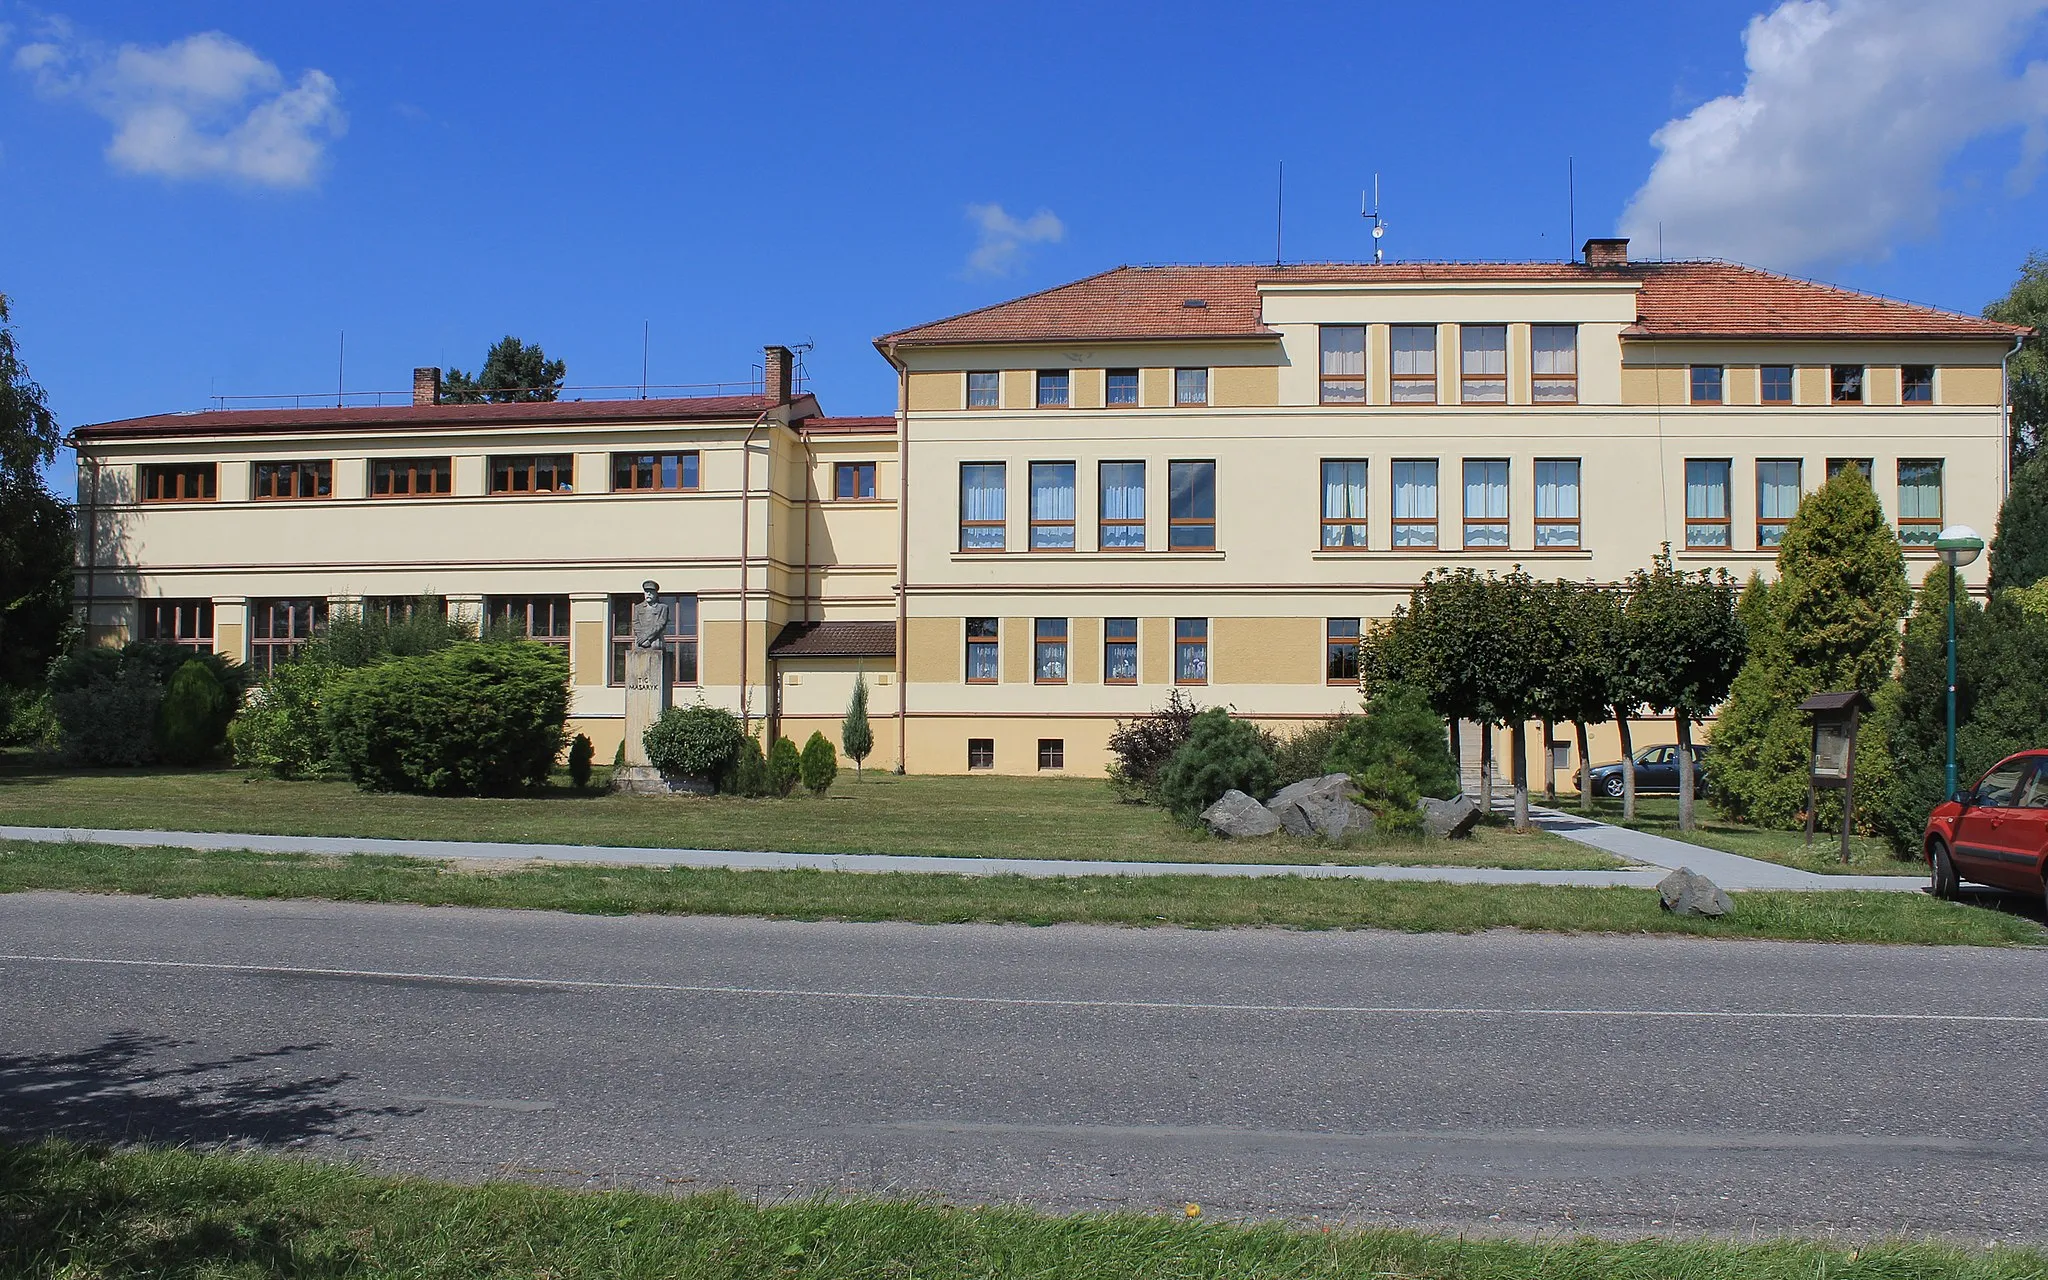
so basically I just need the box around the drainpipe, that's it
[2003,333,2026,500]
[799,423,816,623]
[736,404,774,734]
[73,436,98,643]
[881,341,910,775]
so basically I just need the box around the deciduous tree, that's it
[1620,549,1745,832]
[0,295,71,687]
[1984,251,2048,466]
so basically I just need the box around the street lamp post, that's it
[1934,525,1985,799]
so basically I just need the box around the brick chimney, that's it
[1582,238,1629,268]
[412,367,442,406]
[762,345,794,405]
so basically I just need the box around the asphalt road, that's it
[4,891,2046,1241]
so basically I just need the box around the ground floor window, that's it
[1327,618,1360,684]
[485,595,571,652]
[250,598,326,675]
[966,618,999,682]
[1104,617,1138,684]
[1174,618,1208,684]
[1038,739,1064,770]
[1034,618,1068,683]
[142,599,213,653]
[610,593,699,685]
[362,595,447,623]
[967,738,995,770]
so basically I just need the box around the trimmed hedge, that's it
[322,642,569,795]
[643,703,743,783]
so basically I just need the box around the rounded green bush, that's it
[322,642,569,795]
[643,703,743,782]
[800,730,838,795]
[1156,707,1278,823]
[766,736,801,798]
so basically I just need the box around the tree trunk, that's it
[1479,721,1495,813]
[1676,710,1696,832]
[1540,717,1556,802]
[1446,717,1461,781]
[1615,705,1637,821]
[1574,720,1593,813]
[1511,720,1531,832]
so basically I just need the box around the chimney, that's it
[1582,238,1629,268]
[762,345,794,405]
[412,367,441,406]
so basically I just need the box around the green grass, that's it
[0,762,1615,871]
[1580,797,1923,876]
[4,1141,2043,1279]
[4,838,2039,944]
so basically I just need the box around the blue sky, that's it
[4,0,2047,463]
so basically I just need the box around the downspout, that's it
[883,341,910,774]
[74,436,98,643]
[736,405,774,734]
[800,423,815,623]
[2003,333,2026,500]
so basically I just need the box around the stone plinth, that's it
[610,765,713,797]
[621,645,669,767]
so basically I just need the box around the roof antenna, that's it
[1568,156,1576,262]
[336,330,345,408]
[1274,160,1284,266]
[1361,174,1386,265]
[641,320,649,400]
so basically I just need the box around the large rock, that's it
[1201,789,1282,839]
[1265,773,1374,841]
[1658,867,1734,917]
[1418,794,1481,839]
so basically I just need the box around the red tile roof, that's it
[877,262,2028,346]
[799,415,895,435]
[768,620,896,659]
[74,394,783,441]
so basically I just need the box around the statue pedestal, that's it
[620,646,670,767]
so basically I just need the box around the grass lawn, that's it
[3,838,2040,944]
[1576,796,1924,877]
[0,761,1616,871]
[6,1141,2044,1280]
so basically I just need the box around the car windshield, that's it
[1977,762,2029,807]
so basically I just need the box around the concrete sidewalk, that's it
[0,813,1926,892]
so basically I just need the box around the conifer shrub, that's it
[841,671,874,781]
[800,730,838,796]
[49,642,249,767]
[322,642,568,795]
[767,735,802,798]
[643,703,743,783]
[1155,707,1278,823]
[1106,689,1203,804]
[730,734,770,797]
[158,659,230,765]
[1990,451,2048,592]
[567,733,595,790]
[1326,681,1461,804]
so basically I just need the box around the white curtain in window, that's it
[1322,461,1367,519]
[1464,461,1508,519]
[1757,462,1800,520]
[1686,461,1729,519]
[1531,326,1577,375]
[1461,326,1507,376]
[1392,461,1437,519]
[962,463,1004,521]
[1899,463,1942,520]
[1391,326,1435,375]
[1321,326,1365,376]
[1101,462,1144,520]
[1534,460,1579,519]
[1031,463,1075,522]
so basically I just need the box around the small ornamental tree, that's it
[1156,708,1278,823]
[767,735,802,798]
[731,734,770,798]
[800,730,838,795]
[1989,452,2048,592]
[1538,582,1626,814]
[842,670,874,781]
[567,733,595,790]
[1619,548,1745,832]
[642,702,743,783]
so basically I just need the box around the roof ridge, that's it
[875,264,1135,346]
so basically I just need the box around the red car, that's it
[1925,750,2048,900]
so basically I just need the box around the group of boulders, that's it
[1198,773,1482,842]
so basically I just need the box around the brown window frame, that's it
[1326,618,1361,685]
[1028,461,1076,551]
[1684,458,1733,549]
[1828,457,1874,483]
[967,738,996,770]
[1530,325,1578,405]
[1035,370,1070,408]
[834,461,878,501]
[251,460,332,501]
[1532,458,1581,548]
[1174,367,1209,406]
[1319,325,1367,404]
[1105,368,1140,408]
[142,598,214,652]
[959,462,1006,552]
[1391,458,1439,548]
[1390,325,1437,404]
[485,595,571,652]
[965,618,999,684]
[611,452,699,493]
[1902,365,1936,404]
[1462,458,1510,549]
[249,597,326,676]
[140,463,217,503]
[1689,365,1724,405]
[966,371,1001,409]
[1098,461,1145,551]
[1830,365,1866,405]
[1174,617,1209,686]
[1760,365,1795,404]
[1104,617,1139,685]
[1756,459,1801,548]
[489,454,574,495]
[1037,738,1065,770]
[1167,460,1216,552]
[371,457,453,497]
[1033,618,1069,685]
[1897,459,1944,545]
[608,592,700,686]
[1320,458,1369,550]
[1460,325,1508,404]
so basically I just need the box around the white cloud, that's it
[1619,0,2048,267]
[963,202,1064,277]
[12,20,344,188]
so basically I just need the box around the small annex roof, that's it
[877,262,2029,348]
[798,415,895,435]
[767,620,896,660]
[74,393,789,442]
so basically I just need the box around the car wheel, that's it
[1929,838,1960,899]
[1602,775,1625,798]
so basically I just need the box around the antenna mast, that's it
[1361,174,1386,265]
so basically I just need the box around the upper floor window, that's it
[1761,365,1794,404]
[1327,618,1361,685]
[959,462,1005,551]
[143,599,213,652]
[1690,365,1724,405]
[835,461,877,501]
[1898,460,1944,545]
[1321,459,1368,549]
[1319,326,1365,403]
[1534,458,1580,547]
[1105,617,1138,684]
[1099,461,1145,550]
[1106,368,1139,407]
[1035,370,1069,408]
[1029,462,1076,550]
[1685,459,1731,547]
[609,592,699,686]
[1903,365,1935,404]
[1034,618,1068,683]
[1830,364,1865,404]
[372,457,452,497]
[489,454,573,495]
[250,598,326,676]
[1167,460,1216,551]
[486,595,570,650]
[252,460,331,500]
[1463,459,1508,547]
[1460,326,1507,403]
[141,463,216,503]
[1392,459,1439,548]
[1829,457,1874,482]
[967,371,1000,409]
[614,452,699,492]
[1390,325,1436,403]
[1175,368,1209,406]
[1174,618,1209,684]
[965,618,999,682]
[1531,325,1578,403]
[1757,460,1801,548]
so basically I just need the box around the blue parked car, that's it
[1574,744,1708,798]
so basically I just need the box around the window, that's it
[1036,370,1069,408]
[1099,461,1145,550]
[250,598,326,675]
[1391,460,1439,547]
[1761,365,1794,404]
[363,595,446,623]
[1690,365,1724,405]
[1106,368,1139,407]
[1757,460,1801,547]
[1533,459,1580,547]
[1460,325,1507,403]
[1390,325,1436,403]
[1903,365,1935,404]
[613,452,699,492]
[1685,459,1732,547]
[1321,459,1369,549]
[967,371,1000,409]
[485,595,570,650]
[1898,460,1944,545]
[1463,459,1508,548]
[835,461,877,501]
[489,454,574,494]
[959,463,1005,551]
[1174,618,1208,684]
[140,463,216,502]
[252,460,331,500]
[1531,326,1578,403]
[609,592,699,686]
[1167,460,1216,550]
[142,599,213,652]
[1829,457,1874,482]
[1038,739,1065,770]
[1326,618,1360,684]
[1034,618,1068,683]
[1975,759,2029,807]
[1319,325,1366,403]
[1029,462,1076,550]
[967,738,996,770]
[965,618,999,683]
[372,457,452,497]
[1830,365,1865,404]
[1104,617,1138,684]
[1175,368,1209,406]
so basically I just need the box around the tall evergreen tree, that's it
[442,337,567,404]
[1988,452,2048,593]
[1621,549,1745,832]
[1864,564,1986,852]
[841,669,874,781]
[1984,251,2048,466]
